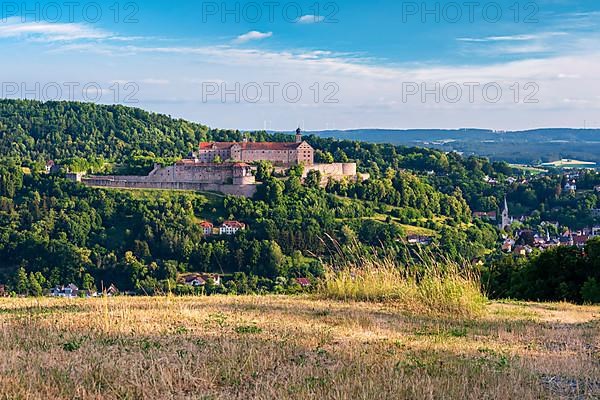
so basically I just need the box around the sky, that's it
[1,0,600,131]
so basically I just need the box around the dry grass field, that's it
[0,296,599,400]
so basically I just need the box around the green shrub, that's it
[581,278,600,304]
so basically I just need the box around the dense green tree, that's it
[28,272,43,297]
[13,267,28,295]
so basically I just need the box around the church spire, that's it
[500,196,511,230]
[295,127,302,143]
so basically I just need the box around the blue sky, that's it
[1,0,600,131]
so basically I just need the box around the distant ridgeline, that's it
[312,128,600,166]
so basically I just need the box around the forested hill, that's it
[0,100,202,161]
[0,100,292,165]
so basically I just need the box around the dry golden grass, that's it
[320,264,486,317]
[0,296,599,399]
[320,245,486,317]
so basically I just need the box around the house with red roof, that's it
[296,278,311,287]
[199,221,214,236]
[473,211,497,221]
[220,221,246,235]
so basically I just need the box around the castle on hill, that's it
[78,128,359,198]
[195,128,314,166]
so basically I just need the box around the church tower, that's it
[500,197,511,230]
[295,127,302,143]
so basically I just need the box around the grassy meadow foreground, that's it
[0,297,599,399]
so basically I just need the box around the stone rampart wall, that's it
[82,177,257,197]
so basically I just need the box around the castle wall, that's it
[233,175,256,185]
[79,157,351,198]
[197,148,231,162]
[82,162,257,197]
[81,177,257,198]
[146,165,235,184]
[239,149,297,166]
[304,163,357,179]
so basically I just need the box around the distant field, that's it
[337,214,438,237]
[509,164,548,175]
[398,223,437,236]
[540,159,598,169]
[1,296,598,399]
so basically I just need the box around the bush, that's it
[581,278,600,304]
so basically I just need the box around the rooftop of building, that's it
[222,221,246,228]
[198,141,310,151]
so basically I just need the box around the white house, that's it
[50,284,79,298]
[184,275,206,287]
[219,221,246,235]
[182,273,222,287]
[564,181,577,193]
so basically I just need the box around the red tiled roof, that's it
[296,278,311,287]
[573,235,589,245]
[198,141,307,151]
[198,142,236,150]
[199,221,213,228]
[222,221,245,229]
[473,211,497,218]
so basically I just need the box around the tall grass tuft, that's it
[319,239,486,317]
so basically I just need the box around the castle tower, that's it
[499,196,511,230]
[295,127,302,143]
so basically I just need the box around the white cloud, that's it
[456,31,582,56]
[6,17,600,130]
[233,31,273,44]
[297,15,325,24]
[0,17,109,41]
[457,32,568,43]
[0,18,145,43]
